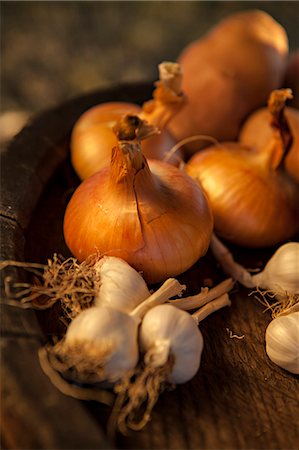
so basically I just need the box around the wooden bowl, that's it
[1,84,298,450]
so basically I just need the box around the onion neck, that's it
[140,61,185,130]
[263,89,293,171]
[110,115,159,187]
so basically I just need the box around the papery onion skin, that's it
[71,102,139,180]
[240,106,299,183]
[265,312,299,374]
[71,62,184,180]
[284,50,299,109]
[64,151,213,284]
[186,143,299,247]
[168,10,288,155]
[71,102,177,180]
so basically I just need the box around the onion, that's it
[168,9,289,155]
[186,141,299,247]
[71,62,184,180]
[64,115,213,283]
[240,89,299,183]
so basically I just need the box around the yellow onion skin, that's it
[71,103,178,181]
[186,143,299,247]
[71,102,139,180]
[284,50,299,109]
[240,107,299,183]
[64,153,213,284]
[168,10,288,155]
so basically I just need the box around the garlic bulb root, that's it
[49,306,140,384]
[0,254,99,317]
[112,304,203,433]
[114,353,175,434]
[38,347,115,406]
[1,254,154,318]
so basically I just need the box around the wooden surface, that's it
[1,84,298,450]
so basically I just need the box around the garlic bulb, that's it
[60,306,140,382]
[252,242,299,296]
[50,278,185,384]
[94,256,150,313]
[265,312,299,374]
[115,303,204,432]
[140,304,203,384]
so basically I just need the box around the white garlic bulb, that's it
[94,256,150,313]
[139,304,204,383]
[265,311,299,374]
[63,306,140,382]
[252,242,299,297]
[53,278,184,384]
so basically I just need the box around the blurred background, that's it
[1,1,299,142]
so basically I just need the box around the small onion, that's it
[71,62,184,180]
[240,89,299,183]
[186,90,299,248]
[168,10,288,155]
[186,143,299,247]
[64,115,213,283]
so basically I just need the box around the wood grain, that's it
[1,83,298,449]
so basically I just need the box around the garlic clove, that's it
[265,311,299,374]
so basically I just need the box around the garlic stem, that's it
[210,234,254,288]
[170,278,234,310]
[131,278,185,320]
[192,293,231,323]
